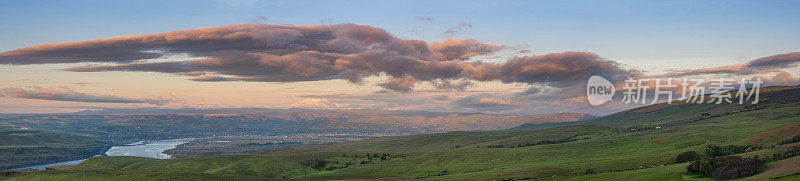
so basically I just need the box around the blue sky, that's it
[0,0,798,114]
[2,0,798,65]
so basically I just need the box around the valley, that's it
[0,111,592,144]
[2,86,799,180]
[0,109,592,178]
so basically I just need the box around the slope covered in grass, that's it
[329,124,608,151]
[0,129,109,170]
[586,86,800,127]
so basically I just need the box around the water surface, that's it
[12,138,192,170]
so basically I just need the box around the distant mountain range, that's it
[72,107,297,115]
[0,109,594,144]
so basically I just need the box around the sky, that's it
[0,0,798,115]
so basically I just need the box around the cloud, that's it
[429,39,505,60]
[289,98,347,109]
[515,86,542,96]
[432,79,474,91]
[416,16,435,22]
[66,61,195,73]
[253,16,269,22]
[657,52,800,77]
[0,23,636,93]
[453,94,524,111]
[462,52,638,87]
[296,93,349,99]
[176,71,208,76]
[747,52,800,68]
[657,64,749,77]
[434,95,450,101]
[2,86,167,104]
[443,22,472,37]
[378,76,418,92]
[320,18,334,25]
[755,71,800,86]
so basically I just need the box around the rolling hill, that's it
[6,86,800,180]
[512,86,800,130]
[0,129,109,170]
[0,111,593,144]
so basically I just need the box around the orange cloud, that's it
[2,86,167,105]
[1,23,636,93]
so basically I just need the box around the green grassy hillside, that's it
[0,129,109,170]
[329,124,608,151]
[586,86,800,127]
[511,86,800,130]
[8,87,800,180]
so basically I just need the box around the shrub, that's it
[687,156,764,179]
[705,145,761,157]
[777,134,800,146]
[299,158,328,170]
[687,159,713,176]
[711,156,764,179]
[487,135,588,148]
[242,142,274,146]
[766,146,800,162]
[676,151,698,163]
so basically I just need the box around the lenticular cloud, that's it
[0,23,637,92]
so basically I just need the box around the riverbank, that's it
[0,144,111,171]
[3,138,192,171]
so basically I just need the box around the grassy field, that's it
[7,86,800,180]
[5,170,276,181]
[163,135,362,157]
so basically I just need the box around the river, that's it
[14,138,193,170]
